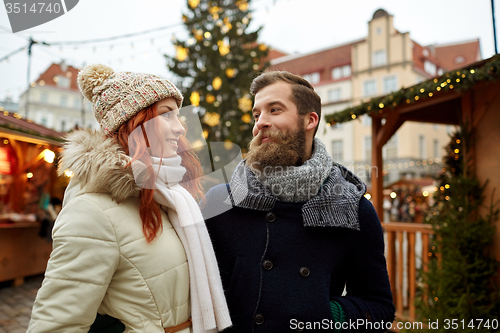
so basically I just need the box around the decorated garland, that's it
[324,54,500,125]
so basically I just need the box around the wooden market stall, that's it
[326,54,500,325]
[0,111,66,285]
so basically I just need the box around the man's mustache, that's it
[251,130,286,146]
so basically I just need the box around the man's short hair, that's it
[250,70,322,135]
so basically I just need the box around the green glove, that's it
[88,314,125,333]
[330,301,346,332]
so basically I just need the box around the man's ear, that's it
[306,112,319,132]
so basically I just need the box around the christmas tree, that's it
[413,129,500,332]
[166,0,268,151]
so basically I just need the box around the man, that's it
[202,71,395,332]
[90,71,395,332]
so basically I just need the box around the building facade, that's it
[17,62,98,132]
[269,9,481,186]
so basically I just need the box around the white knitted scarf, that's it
[149,155,232,333]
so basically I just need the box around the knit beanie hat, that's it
[77,64,183,134]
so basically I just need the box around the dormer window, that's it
[54,75,70,88]
[454,56,465,64]
[424,61,436,76]
[303,72,320,84]
[332,65,351,80]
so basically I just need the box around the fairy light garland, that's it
[324,55,500,125]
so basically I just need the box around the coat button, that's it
[265,212,276,222]
[262,260,273,270]
[255,313,264,325]
[299,267,310,277]
[365,311,372,322]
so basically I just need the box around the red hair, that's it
[111,103,203,242]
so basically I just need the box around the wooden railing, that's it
[381,222,435,323]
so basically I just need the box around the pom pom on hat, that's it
[78,64,114,101]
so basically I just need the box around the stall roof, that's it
[0,112,65,146]
[325,55,500,125]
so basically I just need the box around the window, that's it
[331,140,343,163]
[424,61,436,76]
[303,72,320,84]
[332,67,342,80]
[60,96,68,107]
[331,123,343,130]
[332,65,351,80]
[55,75,71,88]
[61,120,66,132]
[41,117,47,126]
[40,93,49,103]
[433,139,440,158]
[363,79,377,97]
[362,115,372,127]
[372,50,387,67]
[342,65,351,77]
[419,135,426,159]
[454,56,465,64]
[365,136,372,162]
[437,68,444,76]
[327,88,341,102]
[383,75,398,93]
[384,134,398,159]
[73,98,81,109]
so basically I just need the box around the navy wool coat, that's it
[203,184,395,332]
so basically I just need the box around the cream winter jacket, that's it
[27,129,191,333]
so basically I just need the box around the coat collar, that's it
[58,128,140,204]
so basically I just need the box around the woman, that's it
[27,64,231,333]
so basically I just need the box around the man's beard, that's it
[246,124,306,172]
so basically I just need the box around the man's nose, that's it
[255,113,271,131]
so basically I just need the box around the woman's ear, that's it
[306,112,319,132]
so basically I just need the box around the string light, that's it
[218,41,230,56]
[225,68,236,78]
[212,77,222,90]
[43,149,55,163]
[241,113,252,123]
[188,0,199,9]
[203,112,220,127]
[238,96,252,112]
[175,46,188,61]
[190,92,200,106]
[206,94,216,104]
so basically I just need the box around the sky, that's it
[0,0,497,102]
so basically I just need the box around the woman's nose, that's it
[173,118,186,136]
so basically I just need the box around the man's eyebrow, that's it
[252,101,286,113]
[268,101,286,108]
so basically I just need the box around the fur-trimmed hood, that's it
[58,128,141,204]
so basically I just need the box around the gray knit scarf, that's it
[225,138,367,229]
[253,139,332,202]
